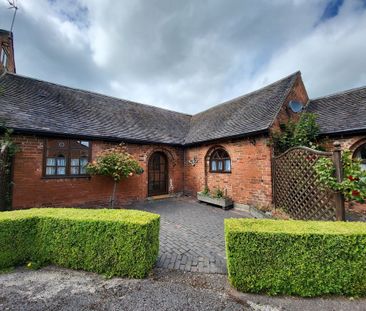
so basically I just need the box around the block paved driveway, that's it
[130,197,251,274]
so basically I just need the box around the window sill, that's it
[209,171,232,174]
[41,175,91,180]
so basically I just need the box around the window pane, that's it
[1,48,8,66]
[80,157,88,166]
[57,167,66,175]
[361,163,366,171]
[71,140,90,149]
[71,167,79,175]
[80,158,88,174]
[219,149,229,158]
[46,158,56,166]
[57,157,66,166]
[71,158,79,166]
[211,161,217,171]
[211,151,219,160]
[360,147,366,160]
[218,160,223,171]
[225,159,231,172]
[46,167,56,175]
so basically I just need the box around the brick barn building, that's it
[1,29,366,210]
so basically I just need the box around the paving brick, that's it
[131,198,251,274]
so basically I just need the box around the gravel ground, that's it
[0,266,365,311]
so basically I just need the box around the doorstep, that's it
[148,194,171,200]
[147,193,183,201]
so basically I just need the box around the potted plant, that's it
[197,186,233,210]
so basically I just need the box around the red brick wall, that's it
[270,74,309,133]
[184,136,272,207]
[11,135,184,209]
[12,134,273,209]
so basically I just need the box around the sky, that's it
[0,0,365,114]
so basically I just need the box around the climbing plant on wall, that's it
[271,113,320,154]
[0,124,19,210]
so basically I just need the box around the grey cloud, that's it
[0,0,365,114]
[0,1,108,92]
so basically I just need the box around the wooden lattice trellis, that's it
[273,146,337,221]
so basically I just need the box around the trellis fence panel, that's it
[273,146,343,221]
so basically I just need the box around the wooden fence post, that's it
[332,141,345,221]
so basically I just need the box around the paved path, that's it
[131,197,251,274]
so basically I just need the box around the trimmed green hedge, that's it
[225,219,366,297]
[0,208,160,278]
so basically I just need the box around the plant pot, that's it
[197,192,233,210]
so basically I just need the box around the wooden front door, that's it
[148,152,168,196]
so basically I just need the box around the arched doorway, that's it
[148,152,168,196]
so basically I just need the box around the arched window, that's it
[354,143,366,171]
[209,148,231,173]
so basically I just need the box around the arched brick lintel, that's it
[350,138,366,156]
[145,147,178,167]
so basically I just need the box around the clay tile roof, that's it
[184,72,299,144]
[0,71,300,145]
[0,73,191,145]
[306,86,366,136]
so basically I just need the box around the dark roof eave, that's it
[319,128,366,138]
[10,127,184,147]
[9,127,270,147]
[183,129,269,146]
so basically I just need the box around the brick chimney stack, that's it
[0,29,16,74]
